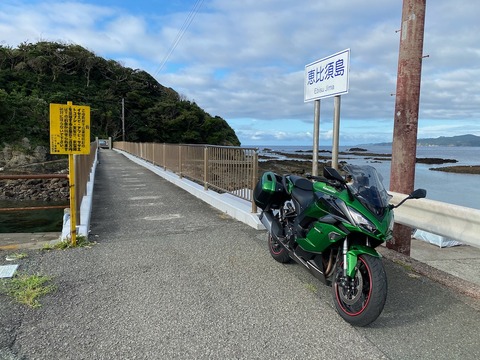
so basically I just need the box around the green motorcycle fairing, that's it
[295,176,394,269]
[346,245,381,278]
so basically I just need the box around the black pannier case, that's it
[253,171,288,210]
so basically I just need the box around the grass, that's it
[42,235,94,251]
[0,273,56,308]
[305,283,318,294]
[5,252,28,261]
[393,259,415,272]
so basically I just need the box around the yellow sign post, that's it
[49,101,90,246]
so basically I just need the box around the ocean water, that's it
[0,200,66,233]
[257,145,480,210]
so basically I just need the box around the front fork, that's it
[341,237,381,278]
[342,238,349,277]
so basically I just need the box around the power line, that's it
[153,0,204,77]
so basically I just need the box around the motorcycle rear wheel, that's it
[332,254,387,327]
[267,232,290,263]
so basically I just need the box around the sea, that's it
[256,145,480,210]
[0,200,66,233]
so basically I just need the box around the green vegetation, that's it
[5,252,28,261]
[374,134,480,147]
[0,273,56,308]
[417,134,480,147]
[0,41,240,148]
[42,235,93,250]
[304,283,318,294]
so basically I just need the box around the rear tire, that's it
[332,254,387,327]
[267,232,290,263]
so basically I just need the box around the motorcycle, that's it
[254,164,426,326]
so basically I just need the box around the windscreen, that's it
[343,164,391,215]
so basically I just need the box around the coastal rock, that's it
[0,178,70,202]
[416,157,457,164]
[0,138,53,172]
[0,138,70,202]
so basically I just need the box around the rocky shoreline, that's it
[0,177,69,202]
[258,149,480,175]
[0,139,69,202]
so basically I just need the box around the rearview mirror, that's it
[323,167,345,184]
[410,188,427,199]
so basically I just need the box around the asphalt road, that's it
[1,149,479,359]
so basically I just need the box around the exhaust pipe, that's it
[259,211,283,239]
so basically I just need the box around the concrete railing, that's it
[390,192,480,248]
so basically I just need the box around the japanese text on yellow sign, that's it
[50,102,90,154]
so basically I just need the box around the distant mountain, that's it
[368,134,480,147]
[416,134,480,147]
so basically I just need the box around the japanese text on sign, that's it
[50,102,90,154]
[304,49,350,102]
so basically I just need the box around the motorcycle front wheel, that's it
[332,254,387,327]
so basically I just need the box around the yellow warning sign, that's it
[50,101,90,154]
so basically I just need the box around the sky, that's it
[1,0,479,146]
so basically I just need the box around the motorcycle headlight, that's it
[347,207,377,233]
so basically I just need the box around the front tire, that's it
[332,254,387,327]
[267,232,290,263]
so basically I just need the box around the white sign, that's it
[304,49,350,102]
[0,264,19,278]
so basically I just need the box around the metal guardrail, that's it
[113,142,258,212]
[390,191,480,248]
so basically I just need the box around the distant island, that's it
[372,134,480,147]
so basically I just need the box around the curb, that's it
[378,246,480,302]
[0,233,62,251]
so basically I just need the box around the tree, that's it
[0,41,240,148]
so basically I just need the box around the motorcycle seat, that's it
[288,176,313,191]
[288,176,314,212]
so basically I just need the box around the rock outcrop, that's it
[0,138,69,202]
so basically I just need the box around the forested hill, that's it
[416,134,480,147]
[0,41,240,147]
[372,134,480,147]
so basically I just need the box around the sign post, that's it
[50,101,90,246]
[304,49,350,172]
[312,100,321,175]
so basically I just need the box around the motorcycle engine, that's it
[281,201,296,242]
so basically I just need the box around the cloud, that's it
[1,0,479,145]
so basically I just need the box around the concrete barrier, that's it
[390,192,480,248]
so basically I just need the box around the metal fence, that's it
[114,142,258,211]
[0,141,98,225]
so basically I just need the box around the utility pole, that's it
[389,0,426,255]
[122,98,125,141]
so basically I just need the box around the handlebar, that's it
[306,174,328,182]
[306,173,342,187]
